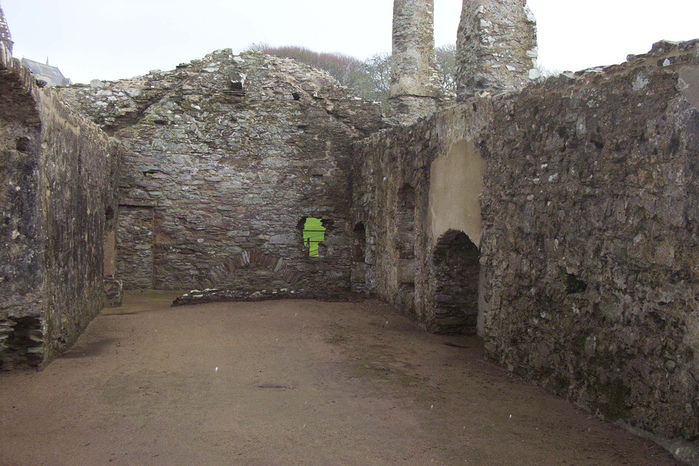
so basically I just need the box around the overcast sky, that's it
[2,0,698,84]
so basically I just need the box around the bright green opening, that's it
[303,217,326,257]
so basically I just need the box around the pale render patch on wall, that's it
[428,138,485,248]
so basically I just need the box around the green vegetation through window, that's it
[303,217,326,257]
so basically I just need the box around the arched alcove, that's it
[431,230,480,334]
[352,222,366,262]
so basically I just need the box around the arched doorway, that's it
[431,230,480,334]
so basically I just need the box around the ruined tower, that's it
[0,3,13,54]
[456,0,538,100]
[388,0,440,125]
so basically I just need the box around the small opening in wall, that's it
[15,137,31,153]
[352,222,366,262]
[292,92,301,101]
[566,273,587,294]
[299,217,326,257]
[105,206,114,222]
[142,168,159,177]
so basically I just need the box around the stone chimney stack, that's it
[456,0,538,101]
[0,2,13,54]
[388,0,440,125]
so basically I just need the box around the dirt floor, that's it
[0,291,679,465]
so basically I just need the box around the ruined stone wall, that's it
[0,42,118,368]
[60,50,384,293]
[356,37,699,447]
[0,43,43,367]
[480,40,699,443]
[352,103,492,332]
[456,0,538,100]
[388,0,440,124]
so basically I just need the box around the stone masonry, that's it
[1,0,698,460]
[456,0,538,100]
[479,40,699,445]
[0,38,119,369]
[59,50,384,293]
[388,0,441,125]
[354,38,699,458]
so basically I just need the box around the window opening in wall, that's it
[302,217,326,257]
[141,167,159,177]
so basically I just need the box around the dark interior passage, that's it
[432,230,480,334]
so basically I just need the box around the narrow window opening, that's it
[352,222,366,262]
[300,217,326,257]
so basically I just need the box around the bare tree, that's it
[246,44,456,106]
[247,44,368,89]
[435,44,456,94]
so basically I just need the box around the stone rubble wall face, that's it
[0,45,44,365]
[456,0,537,100]
[388,0,440,124]
[480,41,699,441]
[356,39,699,445]
[59,50,384,292]
[390,0,438,98]
[352,104,492,330]
[0,42,118,368]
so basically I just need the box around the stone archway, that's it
[431,230,480,334]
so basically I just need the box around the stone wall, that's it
[388,0,440,124]
[352,103,492,333]
[355,39,699,449]
[456,0,538,100]
[479,41,699,444]
[59,50,385,293]
[0,42,119,368]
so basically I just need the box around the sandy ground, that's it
[0,291,678,465]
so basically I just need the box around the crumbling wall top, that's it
[388,0,441,125]
[456,0,538,100]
